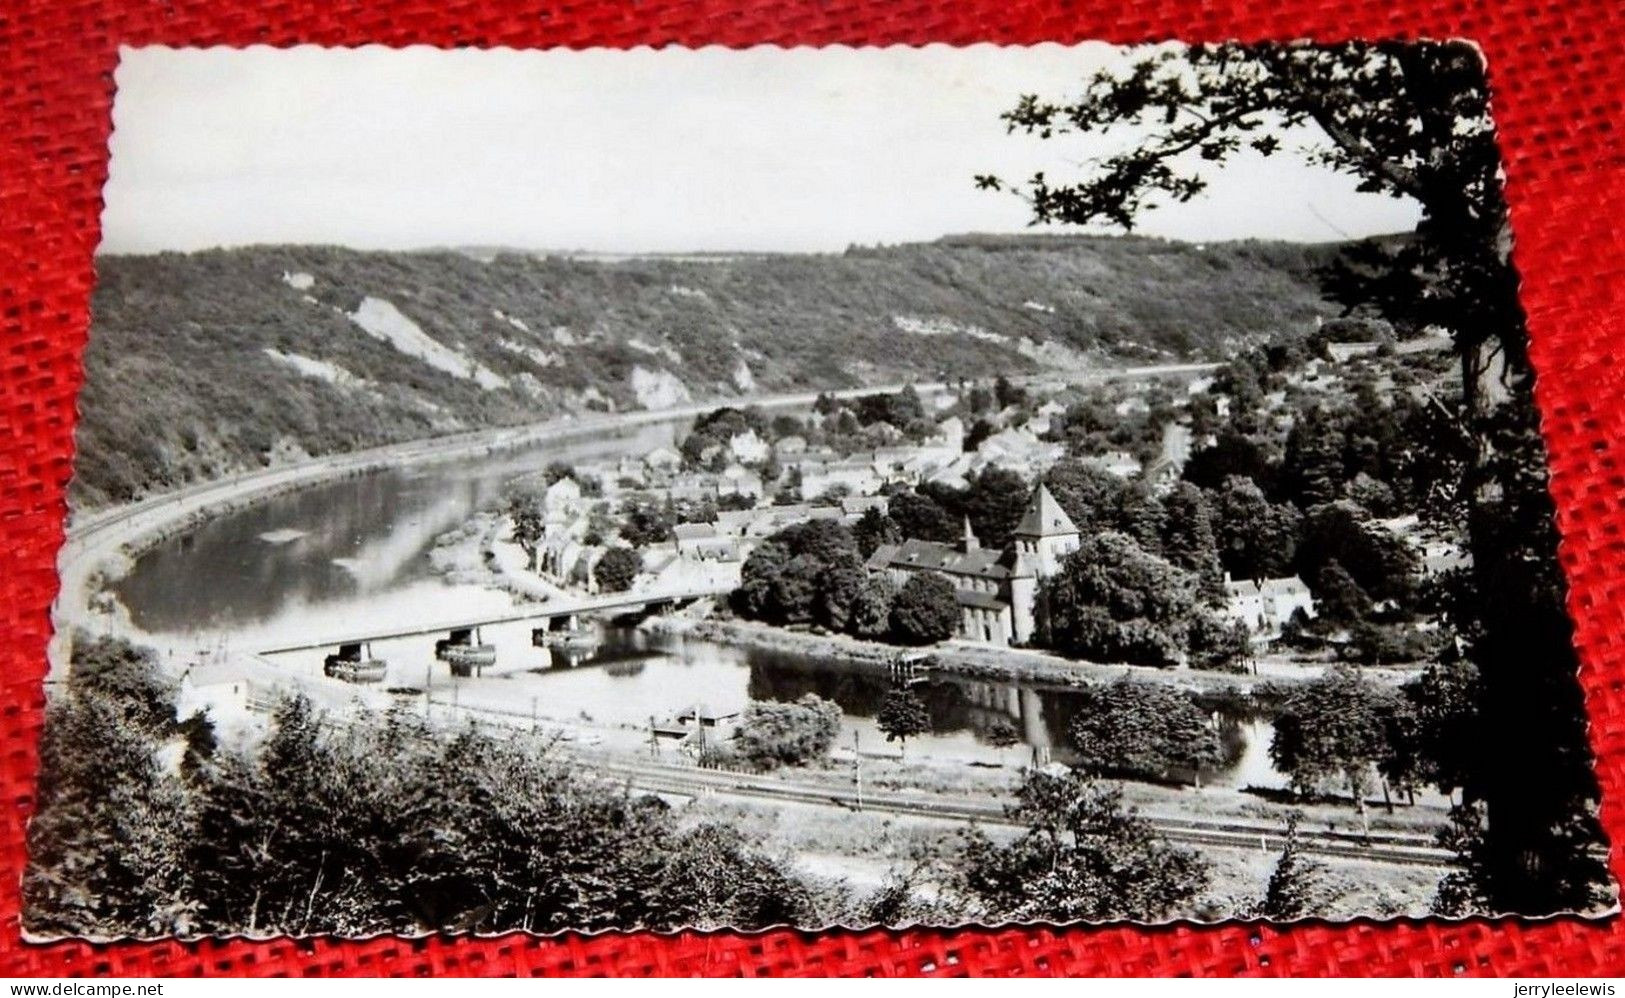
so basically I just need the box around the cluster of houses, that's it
[590,407,1161,508]
[513,385,1340,653]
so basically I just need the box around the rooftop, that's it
[1013,484,1080,538]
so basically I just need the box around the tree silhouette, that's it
[979,41,1606,914]
[1259,812,1326,920]
[952,767,1209,922]
[876,687,931,759]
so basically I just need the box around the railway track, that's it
[589,757,1453,868]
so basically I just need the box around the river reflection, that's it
[402,625,1287,791]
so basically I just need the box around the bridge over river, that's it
[256,583,729,656]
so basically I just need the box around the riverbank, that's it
[427,511,567,605]
[648,615,1321,695]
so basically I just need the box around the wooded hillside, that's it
[74,235,1356,508]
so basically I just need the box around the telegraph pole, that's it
[852,729,863,812]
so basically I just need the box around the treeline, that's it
[26,635,1231,935]
[1052,661,1479,816]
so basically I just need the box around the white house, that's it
[1084,450,1142,480]
[719,462,764,499]
[544,475,583,519]
[773,435,808,458]
[644,445,682,476]
[729,429,770,465]
[1223,574,1316,636]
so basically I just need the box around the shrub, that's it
[725,695,843,771]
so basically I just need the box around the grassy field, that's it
[674,793,1449,922]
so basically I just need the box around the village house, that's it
[1035,399,1067,431]
[973,428,1064,478]
[536,533,609,593]
[1223,573,1316,637]
[613,455,648,487]
[177,661,264,723]
[728,429,770,465]
[719,462,764,499]
[672,522,743,562]
[643,445,682,482]
[1083,449,1142,479]
[839,495,890,520]
[800,458,885,499]
[673,521,718,555]
[772,434,808,459]
[871,446,918,476]
[1326,341,1382,363]
[668,478,720,504]
[895,453,939,483]
[865,485,1080,646]
[543,475,583,520]
[926,455,974,490]
[1143,457,1182,495]
[714,503,840,540]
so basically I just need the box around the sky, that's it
[99,44,1423,255]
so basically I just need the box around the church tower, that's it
[960,516,979,553]
[1007,548,1038,644]
[1012,484,1080,578]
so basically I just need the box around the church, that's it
[864,484,1080,646]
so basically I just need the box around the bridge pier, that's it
[435,626,475,658]
[531,613,582,646]
[437,626,494,677]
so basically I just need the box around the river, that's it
[106,411,1286,791]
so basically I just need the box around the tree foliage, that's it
[724,695,843,771]
[876,687,932,752]
[1040,532,1198,666]
[1212,476,1301,581]
[851,576,898,640]
[888,575,961,646]
[27,644,842,936]
[978,38,1606,913]
[1296,501,1417,602]
[1269,666,1409,820]
[1258,812,1328,920]
[1068,679,1223,781]
[951,768,1209,923]
[24,637,193,937]
[1043,460,1165,553]
[594,547,642,593]
[734,520,862,626]
[1160,481,1226,603]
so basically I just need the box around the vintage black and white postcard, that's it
[30,41,1614,938]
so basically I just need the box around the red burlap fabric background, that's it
[2,0,1623,978]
